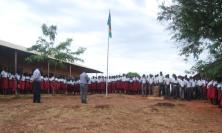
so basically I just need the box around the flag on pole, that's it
[107,10,112,38]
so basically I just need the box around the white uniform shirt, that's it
[197,80,203,86]
[44,77,49,81]
[158,75,164,83]
[183,79,188,87]
[213,81,217,86]
[15,73,20,80]
[148,77,154,84]
[49,76,55,81]
[32,68,41,81]
[217,83,222,90]
[1,70,8,78]
[186,80,192,88]
[207,80,213,88]
[171,77,178,84]
[21,75,26,81]
[25,76,30,81]
[141,77,146,84]
[154,77,159,84]
[190,79,196,87]
[164,77,171,85]
[178,79,185,87]
[9,74,15,80]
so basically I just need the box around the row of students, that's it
[1,68,222,110]
[0,68,82,94]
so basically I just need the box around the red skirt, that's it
[63,83,67,90]
[67,84,72,90]
[132,81,140,91]
[217,90,222,105]
[97,82,101,90]
[56,81,60,90]
[101,82,106,91]
[9,79,17,90]
[91,83,97,90]
[124,82,129,91]
[46,81,50,89]
[120,82,125,90]
[43,81,50,90]
[208,86,217,99]
[88,83,93,90]
[108,82,112,91]
[116,81,121,90]
[1,78,8,89]
[111,82,115,90]
[25,81,32,90]
[75,84,80,91]
[50,81,56,90]
[19,81,26,90]
[128,82,133,90]
[60,82,65,90]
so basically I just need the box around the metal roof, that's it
[0,40,102,73]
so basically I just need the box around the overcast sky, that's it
[0,0,193,76]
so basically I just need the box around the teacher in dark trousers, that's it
[80,72,89,104]
[32,68,41,103]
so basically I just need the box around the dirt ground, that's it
[0,94,222,133]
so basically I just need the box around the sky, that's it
[0,0,193,76]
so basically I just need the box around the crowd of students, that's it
[1,68,222,110]
[0,68,80,95]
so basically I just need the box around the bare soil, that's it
[0,94,222,133]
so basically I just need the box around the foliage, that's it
[26,24,86,65]
[157,0,222,78]
[127,72,140,77]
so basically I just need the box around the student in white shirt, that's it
[148,74,154,95]
[185,78,192,100]
[197,79,203,99]
[141,74,147,97]
[1,68,9,95]
[158,72,165,96]
[164,74,171,97]
[171,74,179,99]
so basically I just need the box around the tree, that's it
[26,23,86,71]
[127,72,140,77]
[157,0,222,78]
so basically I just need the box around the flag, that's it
[107,10,112,38]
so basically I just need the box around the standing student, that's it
[32,68,41,103]
[141,74,147,96]
[148,74,154,95]
[1,67,9,95]
[171,74,179,99]
[197,79,203,99]
[185,78,192,101]
[164,74,171,97]
[80,72,89,104]
[158,72,165,96]
[190,77,196,99]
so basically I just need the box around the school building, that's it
[0,40,102,77]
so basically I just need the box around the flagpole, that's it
[106,32,110,97]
